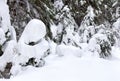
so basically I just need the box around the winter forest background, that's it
[0,0,120,81]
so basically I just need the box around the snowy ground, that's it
[1,47,120,81]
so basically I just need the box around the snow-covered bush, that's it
[88,34,112,58]
[96,24,116,46]
[18,19,49,67]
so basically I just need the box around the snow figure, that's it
[88,34,111,58]
[18,19,49,67]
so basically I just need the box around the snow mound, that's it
[19,19,46,43]
[18,39,49,64]
[56,44,82,57]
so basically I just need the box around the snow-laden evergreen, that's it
[53,0,81,48]
[88,33,111,58]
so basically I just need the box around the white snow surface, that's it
[1,51,120,81]
[1,44,120,81]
